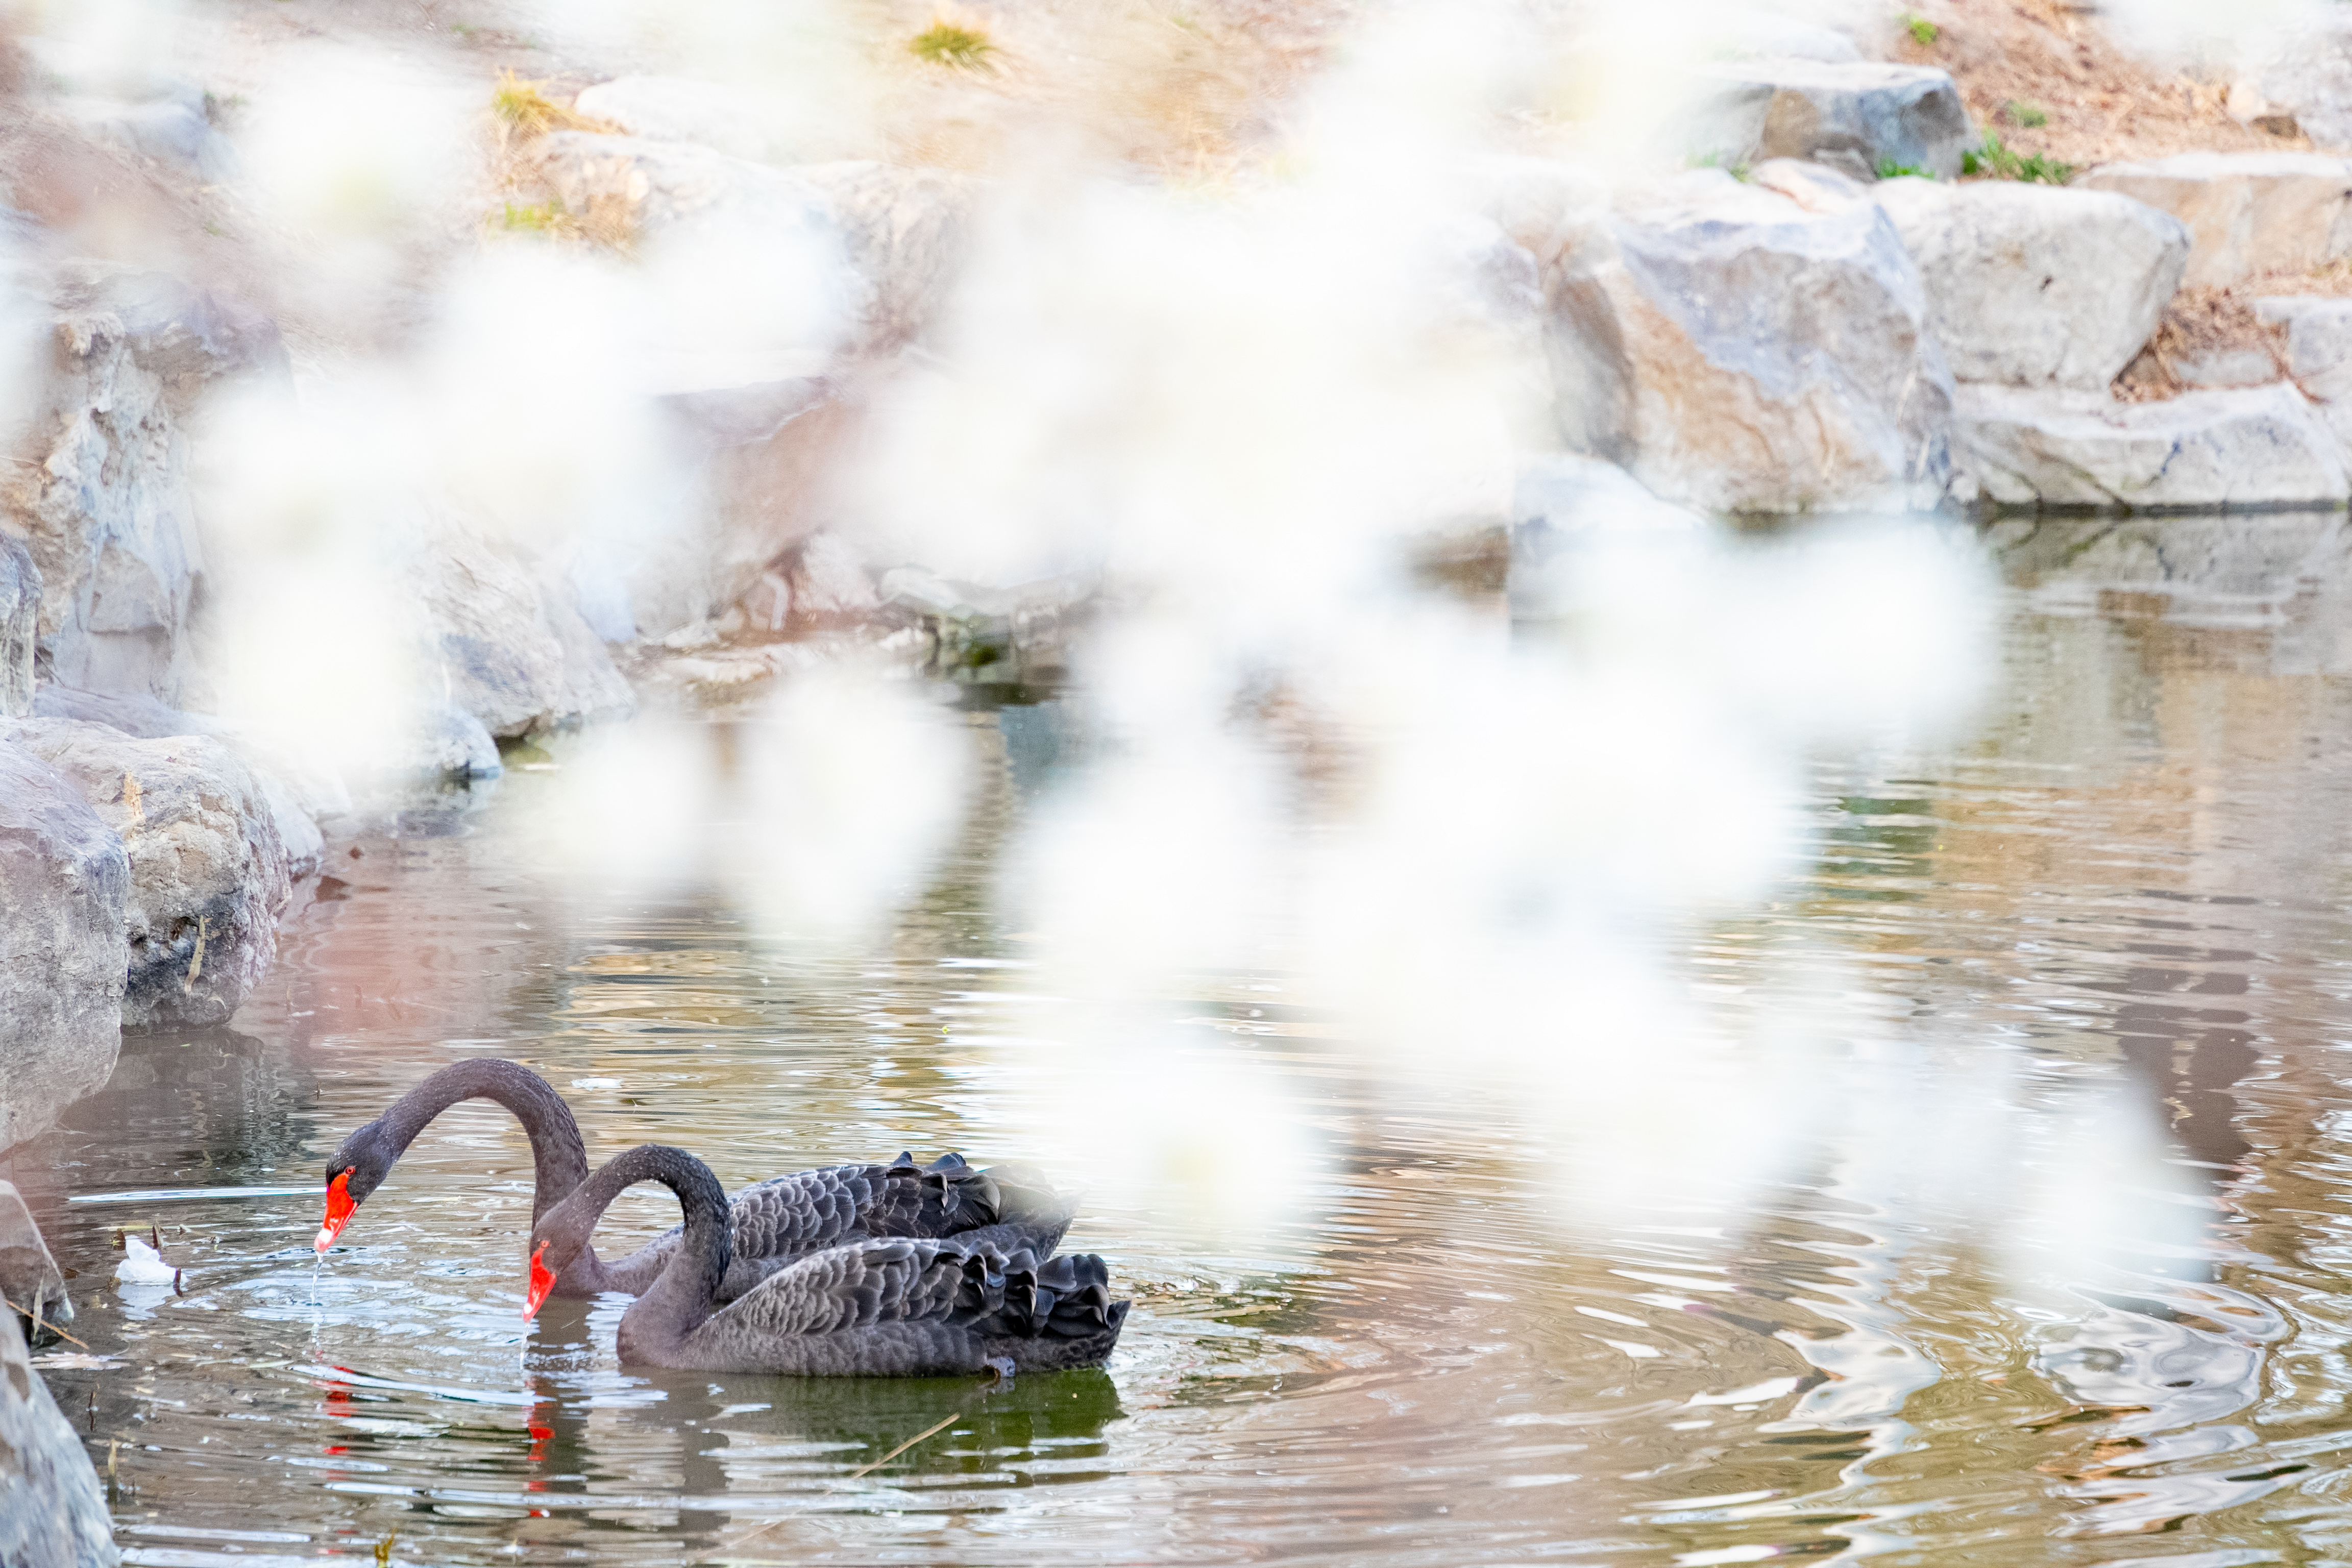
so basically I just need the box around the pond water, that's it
[22,509,2352,1564]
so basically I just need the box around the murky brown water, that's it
[21,510,2352,1564]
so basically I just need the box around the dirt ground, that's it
[1894,0,2313,166]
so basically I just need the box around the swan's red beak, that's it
[314,1171,355,1253]
[523,1242,555,1321]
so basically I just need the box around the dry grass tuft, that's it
[2114,287,2288,402]
[489,69,614,143]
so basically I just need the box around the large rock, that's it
[68,95,237,182]
[1538,166,1953,514]
[0,1306,115,1568]
[527,134,972,360]
[1955,382,2349,510]
[2258,24,2352,151]
[1874,179,2190,388]
[572,75,816,165]
[412,513,636,738]
[0,1181,72,1342]
[3,267,285,705]
[635,378,861,639]
[2075,154,2352,288]
[30,684,335,877]
[0,742,127,1153]
[0,534,36,717]
[1684,62,1974,182]
[529,132,860,380]
[793,161,974,354]
[0,719,289,1028]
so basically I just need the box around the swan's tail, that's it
[950,1246,1128,1367]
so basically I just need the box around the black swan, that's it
[523,1143,1128,1376]
[315,1059,1073,1302]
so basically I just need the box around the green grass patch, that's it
[1963,134,2072,184]
[1901,11,1938,44]
[1876,160,1934,180]
[499,199,564,232]
[1690,151,1752,182]
[908,21,998,71]
[2003,99,2048,128]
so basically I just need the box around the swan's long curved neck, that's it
[570,1146,732,1355]
[382,1060,591,1225]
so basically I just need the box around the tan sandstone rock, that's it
[2076,153,2352,289]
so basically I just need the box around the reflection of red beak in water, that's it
[522,1242,555,1320]
[314,1171,355,1253]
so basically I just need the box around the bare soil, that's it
[1894,0,2312,168]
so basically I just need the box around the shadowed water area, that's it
[26,510,2352,1562]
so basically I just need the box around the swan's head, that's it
[315,1119,398,1253]
[521,1192,597,1320]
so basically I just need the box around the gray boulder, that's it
[0,719,289,1028]
[2075,153,2352,289]
[2259,23,2352,151]
[0,534,35,717]
[1685,62,1974,181]
[0,1304,115,1568]
[793,161,975,353]
[1542,166,1953,513]
[572,75,822,165]
[414,515,635,739]
[528,134,973,359]
[5,267,285,706]
[0,742,127,1153]
[0,1182,71,1343]
[638,378,859,639]
[69,96,237,182]
[1874,179,2191,388]
[529,132,861,378]
[29,684,332,877]
[1954,382,2349,510]
[422,704,503,780]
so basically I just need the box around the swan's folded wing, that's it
[722,1239,980,1337]
[721,1239,1125,1343]
[723,1164,906,1258]
[723,1157,1007,1263]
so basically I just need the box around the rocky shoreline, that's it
[5,1,2352,1549]
[6,10,2352,1149]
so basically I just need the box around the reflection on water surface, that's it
[22,511,2352,1562]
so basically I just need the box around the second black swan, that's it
[524,1143,1129,1376]
[315,1058,1073,1303]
